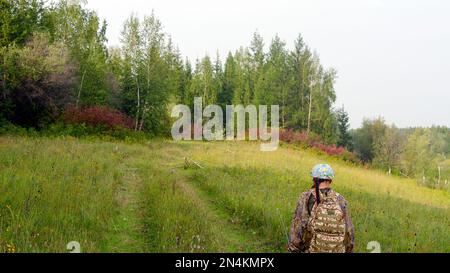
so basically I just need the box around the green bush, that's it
[42,122,148,142]
[0,122,37,137]
[0,122,149,143]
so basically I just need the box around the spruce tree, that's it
[336,106,352,149]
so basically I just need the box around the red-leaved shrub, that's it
[280,129,358,163]
[63,106,135,130]
[280,129,321,147]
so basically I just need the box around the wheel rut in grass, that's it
[105,159,147,252]
[167,167,274,252]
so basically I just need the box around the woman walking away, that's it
[288,164,355,253]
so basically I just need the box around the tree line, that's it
[352,118,449,189]
[0,0,343,143]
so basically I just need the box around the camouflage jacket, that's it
[288,188,355,253]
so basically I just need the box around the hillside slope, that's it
[0,136,449,253]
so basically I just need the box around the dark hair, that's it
[313,178,332,183]
[312,178,332,204]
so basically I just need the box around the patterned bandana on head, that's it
[311,164,335,180]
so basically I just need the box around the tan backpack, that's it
[307,190,346,253]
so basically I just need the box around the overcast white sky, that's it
[86,0,450,128]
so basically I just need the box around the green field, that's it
[0,136,449,253]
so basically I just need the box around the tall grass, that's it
[177,141,450,252]
[0,137,125,252]
[1,137,449,252]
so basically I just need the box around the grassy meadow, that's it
[0,136,449,253]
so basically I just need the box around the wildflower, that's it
[5,243,16,253]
